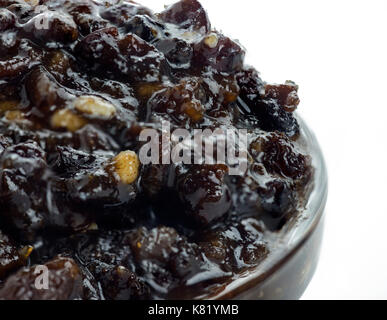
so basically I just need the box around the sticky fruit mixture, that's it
[0,0,314,299]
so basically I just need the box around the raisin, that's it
[68,2,109,35]
[0,57,32,80]
[0,142,49,236]
[126,14,164,43]
[0,231,31,279]
[99,266,150,300]
[258,179,294,220]
[128,226,222,297]
[148,78,205,125]
[53,146,98,175]
[72,231,150,300]
[141,163,172,198]
[25,66,73,115]
[0,141,93,237]
[258,100,300,138]
[75,27,121,71]
[168,241,202,279]
[197,219,268,270]
[23,11,78,45]
[59,149,139,210]
[118,33,166,82]
[0,133,12,155]
[76,231,134,270]
[129,226,180,264]
[156,38,193,66]
[1,140,47,176]
[265,81,300,112]
[237,67,300,138]
[43,50,71,78]
[77,14,109,35]
[0,30,20,57]
[260,132,312,181]
[75,125,120,152]
[236,67,265,100]
[76,28,166,82]
[202,73,240,111]
[0,0,315,300]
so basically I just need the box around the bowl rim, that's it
[209,115,328,300]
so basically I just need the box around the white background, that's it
[141,0,387,299]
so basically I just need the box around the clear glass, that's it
[208,115,328,300]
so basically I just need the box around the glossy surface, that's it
[0,0,315,300]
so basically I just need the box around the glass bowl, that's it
[208,115,328,300]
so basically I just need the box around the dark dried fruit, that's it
[265,82,300,112]
[259,179,294,219]
[148,78,205,125]
[25,66,73,114]
[0,142,48,236]
[0,256,83,300]
[0,134,11,155]
[68,2,109,35]
[159,0,210,33]
[118,33,166,82]
[6,3,35,24]
[0,231,31,279]
[260,132,312,181]
[0,0,314,300]
[198,219,268,269]
[0,56,31,80]
[62,149,139,208]
[75,27,121,71]
[237,67,300,138]
[193,32,245,74]
[99,266,150,300]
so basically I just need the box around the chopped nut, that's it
[51,109,87,132]
[204,33,219,49]
[113,151,140,185]
[74,95,116,119]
